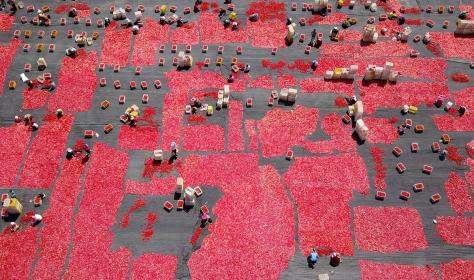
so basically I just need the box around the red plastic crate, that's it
[231,57,237,65]
[1,193,8,203]
[404,119,413,128]
[73,16,80,24]
[154,80,162,89]
[202,44,208,53]
[114,80,121,89]
[164,201,173,211]
[172,57,179,66]
[130,81,137,89]
[379,14,387,21]
[159,58,165,66]
[299,17,306,26]
[396,162,406,173]
[448,6,455,13]
[367,17,375,24]
[272,47,278,55]
[186,44,192,53]
[67,30,74,38]
[24,30,32,38]
[141,81,148,90]
[375,191,386,200]
[292,2,297,11]
[32,17,39,25]
[98,63,105,71]
[430,193,441,203]
[100,78,106,87]
[236,46,243,54]
[119,95,125,104]
[426,19,435,27]
[443,21,449,28]
[43,73,52,79]
[24,63,31,72]
[299,34,305,42]
[13,30,20,38]
[216,57,223,66]
[392,146,402,157]
[170,5,177,13]
[204,58,210,66]
[271,90,278,99]
[120,115,128,123]
[27,5,35,12]
[94,7,101,14]
[135,66,142,75]
[246,98,253,108]
[286,150,294,160]
[413,35,421,42]
[305,46,311,54]
[302,3,308,11]
[194,186,203,197]
[38,30,45,38]
[125,5,132,12]
[400,191,411,200]
[217,46,224,54]
[177,200,184,210]
[113,64,120,72]
[154,5,161,13]
[227,3,235,11]
[21,16,27,24]
[1,208,7,218]
[84,130,93,138]
[413,183,424,192]
[110,5,115,13]
[171,45,177,53]
[426,5,432,13]
[60,18,66,25]
[159,44,165,53]
[411,143,419,153]
[48,44,55,52]
[104,124,113,134]
[138,5,145,12]
[342,115,351,124]
[268,98,274,106]
[200,205,209,214]
[423,165,433,174]
[431,142,440,152]
[23,44,30,52]
[142,94,149,104]
[97,19,104,27]
[184,7,191,14]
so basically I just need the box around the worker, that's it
[7,0,17,14]
[10,222,20,233]
[311,60,318,70]
[31,213,43,226]
[8,189,16,198]
[330,252,341,266]
[132,25,140,34]
[309,248,319,269]
[193,4,199,13]
[176,17,188,27]
[218,8,226,18]
[66,47,77,57]
[309,29,317,47]
[242,64,251,73]
[200,212,209,227]
[83,144,91,158]
[286,17,293,25]
[228,74,234,83]
[330,27,339,41]
[37,10,50,25]
[104,17,111,27]
[24,114,33,125]
[20,73,34,88]
[42,77,56,92]
[248,13,259,22]
[68,7,78,17]
[159,16,166,24]
[34,193,46,206]
[171,142,178,158]
[458,106,466,116]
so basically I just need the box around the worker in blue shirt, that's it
[309,248,319,269]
